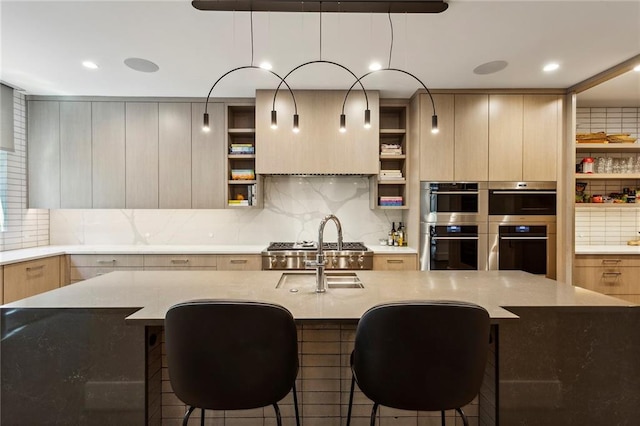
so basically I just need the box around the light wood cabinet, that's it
[489,95,524,181]
[373,254,418,271]
[159,103,192,208]
[419,94,454,181]
[92,102,126,208]
[256,90,379,175]
[125,102,159,208]
[143,255,217,270]
[4,257,61,303]
[522,95,561,181]
[217,255,261,271]
[28,101,60,208]
[573,255,640,303]
[68,254,144,283]
[60,101,92,207]
[454,94,489,181]
[192,102,225,208]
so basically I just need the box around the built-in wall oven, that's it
[488,182,557,279]
[419,182,488,271]
[420,222,488,271]
[420,182,488,223]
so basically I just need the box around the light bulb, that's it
[271,110,278,130]
[364,109,371,129]
[339,114,346,133]
[202,113,210,132]
[293,114,300,133]
[431,115,439,134]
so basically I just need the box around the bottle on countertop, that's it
[397,222,405,246]
[392,222,399,246]
[388,222,395,246]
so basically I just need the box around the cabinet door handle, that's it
[230,259,248,264]
[26,265,45,271]
[170,259,190,264]
[387,259,404,264]
[96,259,116,264]
[602,259,621,265]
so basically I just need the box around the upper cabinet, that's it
[255,89,380,175]
[28,101,61,208]
[419,92,561,182]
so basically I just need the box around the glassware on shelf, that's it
[605,157,613,174]
[595,157,606,174]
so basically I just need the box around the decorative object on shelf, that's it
[576,132,638,144]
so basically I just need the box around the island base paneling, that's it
[156,322,487,426]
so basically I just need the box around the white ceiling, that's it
[1,0,640,102]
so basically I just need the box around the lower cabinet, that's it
[217,255,261,271]
[573,255,640,303]
[373,254,418,271]
[143,255,217,271]
[3,256,62,303]
[69,254,144,283]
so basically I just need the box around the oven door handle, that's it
[500,236,548,240]
[431,236,479,240]
[431,191,479,195]
[492,190,556,195]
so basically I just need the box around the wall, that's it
[50,176,402,246]
[575,106,640,246]
[0,90,49,251]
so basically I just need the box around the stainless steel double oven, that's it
[420,182,488,271]
[420,181,557,278]
[487,182,557,279]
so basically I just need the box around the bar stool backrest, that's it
[165,300,299,410]
[352,300,491,411]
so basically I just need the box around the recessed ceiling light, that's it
[543,62,560,72]
[82,61,99,70]
[259,62,273,70]
[369,62,382,71]
[634,64,640,72]
[124,57,159,73]
[473,60,508,75]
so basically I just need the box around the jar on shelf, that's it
[581,157,594,173]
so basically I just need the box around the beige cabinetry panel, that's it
[143,255,217,270]
[373,254,418,271]
[419,94,455,181]
[192,102,225,209]
[217,255,261,270]
[489,95,524,181]
[159,103,192,208]
[126,102,159,208]
[68,254,144,283]
[454,94,489,181]
[92,102,126,208]
[0,266,3,304]
[522,95,561,181]
[256,90,379,174]
[27,101,60,208]
[574,255,640,303]
[60,101,92,207]
[4,257,61,303]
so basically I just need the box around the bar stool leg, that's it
[292,382,301,426]
[201,408,205,426]
[441,410,446,426]
[370,402,379,426]
[273,403,283,426]
[455,407,469,426]
[347,374,356,426]
[182,406,195,426]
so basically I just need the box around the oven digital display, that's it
[447,225,461,233]
[516,226,530,233]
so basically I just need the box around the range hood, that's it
[192,0,448,13]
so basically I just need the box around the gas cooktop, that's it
[265,241,369,251]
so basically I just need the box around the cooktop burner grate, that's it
[266,241,368,251]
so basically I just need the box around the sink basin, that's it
[276,272,364,291]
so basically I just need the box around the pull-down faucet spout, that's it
[305,215,343,293]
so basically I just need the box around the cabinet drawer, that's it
[69,254,144,268]
[373,254,418,271]
[4,256,61,303]
[217,255,261,271]
[70,266,143,282]
[573,266,638,295]
[143,255,217,268]
[574,255,640,268]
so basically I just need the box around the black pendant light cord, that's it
[319,3,322,60]
[250,11,254,66]
[387,12,393,69]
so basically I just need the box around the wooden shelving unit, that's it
[372,104,408,209]
[227,105,260,208]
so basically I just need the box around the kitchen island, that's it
[1,270,638,425]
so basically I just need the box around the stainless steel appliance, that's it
[488,182,557,278]
[420,222,488,271]
[262,241,373,270]
[420,182,488,223]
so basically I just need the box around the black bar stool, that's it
[346,300,491,426]
[165,300,300,426]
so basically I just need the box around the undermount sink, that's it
[276,272,364,291]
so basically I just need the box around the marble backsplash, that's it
[50,176,402,246]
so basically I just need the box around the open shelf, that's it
[575,173,640,180]
[227,105,259,208]
[576,143,640,152]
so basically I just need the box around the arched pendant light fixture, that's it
[202,11,299,133]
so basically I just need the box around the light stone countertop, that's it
[2,270,633,325]
[575,245,640,255]
[0,244,416,266]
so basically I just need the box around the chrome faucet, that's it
[305,214,344,293]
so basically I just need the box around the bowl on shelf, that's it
[230,169,255,180]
